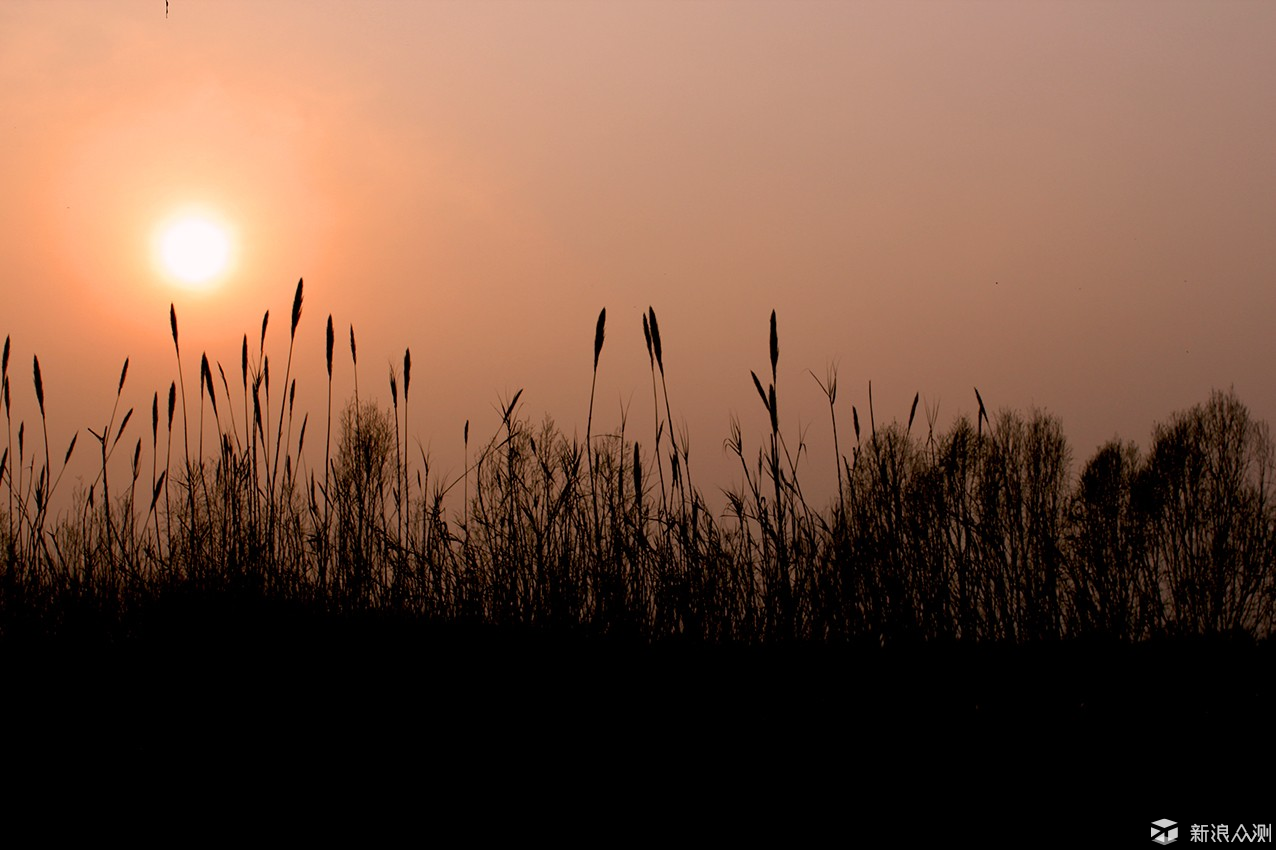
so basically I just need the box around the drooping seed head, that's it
[113,408,133,451]
[204,365,219,416]
[150,473,165,514]
[751,371,768,414]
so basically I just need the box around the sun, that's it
[154,212,234,288]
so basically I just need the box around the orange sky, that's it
[3,0,1275,510]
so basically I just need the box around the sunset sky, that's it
[3,0,1275,509]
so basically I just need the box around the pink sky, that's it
[3,0,1275,510]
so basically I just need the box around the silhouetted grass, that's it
[1,285,1273,660]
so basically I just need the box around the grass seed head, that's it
[32,355,44,415]
[113,408,133,451]
[769,309,778,380]
[326,316,334,379]
[642,313,653,366]
[633,442,642,496]
[593,308,606,371]
[149,472,165,513]
[290,278,304,341]
[648,307,663,374]
[200,353,211,396]
[503,389,523,424]
[751,371,768,413]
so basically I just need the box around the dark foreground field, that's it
[2,594,1269,840]
[5,591,1269,755]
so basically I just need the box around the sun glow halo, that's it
[155,213,234,288]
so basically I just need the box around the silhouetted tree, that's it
[1066,440,1149,639]
[1139,390,1275,636]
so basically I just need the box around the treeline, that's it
[0,289,1271,645]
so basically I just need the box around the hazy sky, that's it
[3,0,1275,509]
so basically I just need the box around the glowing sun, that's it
[155,213,233,287]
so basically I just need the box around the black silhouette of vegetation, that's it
[0,281,1273,650]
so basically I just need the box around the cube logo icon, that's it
[1152,820,1178,845]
